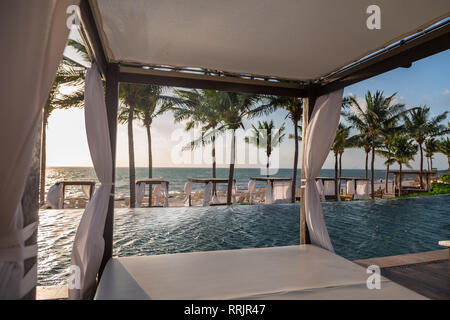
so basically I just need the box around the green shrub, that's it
[430,182,450,194]
[396,182,450,199]
[440,174,450,182]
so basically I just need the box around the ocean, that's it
[45,167,393,199]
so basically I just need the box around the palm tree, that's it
[345,91,406,198]
[424,138,439,172]
[258,96,302,202]
[351,133,372,179]
[439,137,450,173]
[403,106,448,187]
[39,41,88,205]
[331,124,355,200]
[245,120,286,176]
[171,89,224,179]
[118,83,150,207]
[218,92,261,205]
[119,85,175,180]
[376,119,404,192]
[391,134,418,196]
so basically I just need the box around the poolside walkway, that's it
[354,249,449,300]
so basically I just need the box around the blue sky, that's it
[47,49,450,170]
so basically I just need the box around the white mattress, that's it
[95,245,426,300]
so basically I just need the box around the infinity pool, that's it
[38,194,450,286]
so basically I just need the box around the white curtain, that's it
[323,180,335,196]
[248,179,256,204]
[203,182,213,206]
[273,181,291,203]
[355,181,369,199]
[183,181,192,206]
[0,0,77,299]
[161,182,169,207]
[82,185,92,199]
[316,180,325,201]
[135,182,145,208]
[265,182,273,204]
[69,62,113,300]
[303,89,344,252]
[212,184,220,204]
[47,183,64,209]
[231,181,237,204]
[153,184,161,206]
[346,180,355,195]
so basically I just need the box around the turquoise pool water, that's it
[38,194,450,286]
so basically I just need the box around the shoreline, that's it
[40,178,448,209]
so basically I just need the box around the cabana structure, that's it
[185,178,236,206]
[135,178,169,208]
[249,177,292,204]
[389,170,437,195]
[316,177,370,200]
[47,180,95,209]
[1,0,449,300]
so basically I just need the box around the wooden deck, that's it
[36,285,68,300]
[354,249,449,300]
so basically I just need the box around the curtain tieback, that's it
[300,178,316,188]
[0,222,38,297]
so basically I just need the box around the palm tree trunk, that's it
[39,117,47,206]
[339,153,342,178]
[448,156,450,174]
[365,151,369,179]
[371,140,375,199]
[146,124,152,178]
[291,121,298,203]
[128,106,136,208]
[334,153,339,201]
[212,131,217,195]
[399,163,403,196]
[226,130,236,205]
[430,156,433,172]
[385,163,390,193]
[427,157,430,172]
[212,131,216,178]
[419,143,424,189]
[146,124,153,207]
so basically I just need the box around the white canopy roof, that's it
[91,0,450,81]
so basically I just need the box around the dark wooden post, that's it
[89,183,94,200]
[61,183,66,209]
[21,116,42,300]
[99,63,119,278]
[300,86,315,245]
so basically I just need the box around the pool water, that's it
[38,194,450,286]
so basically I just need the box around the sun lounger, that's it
[77,198,86,208]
